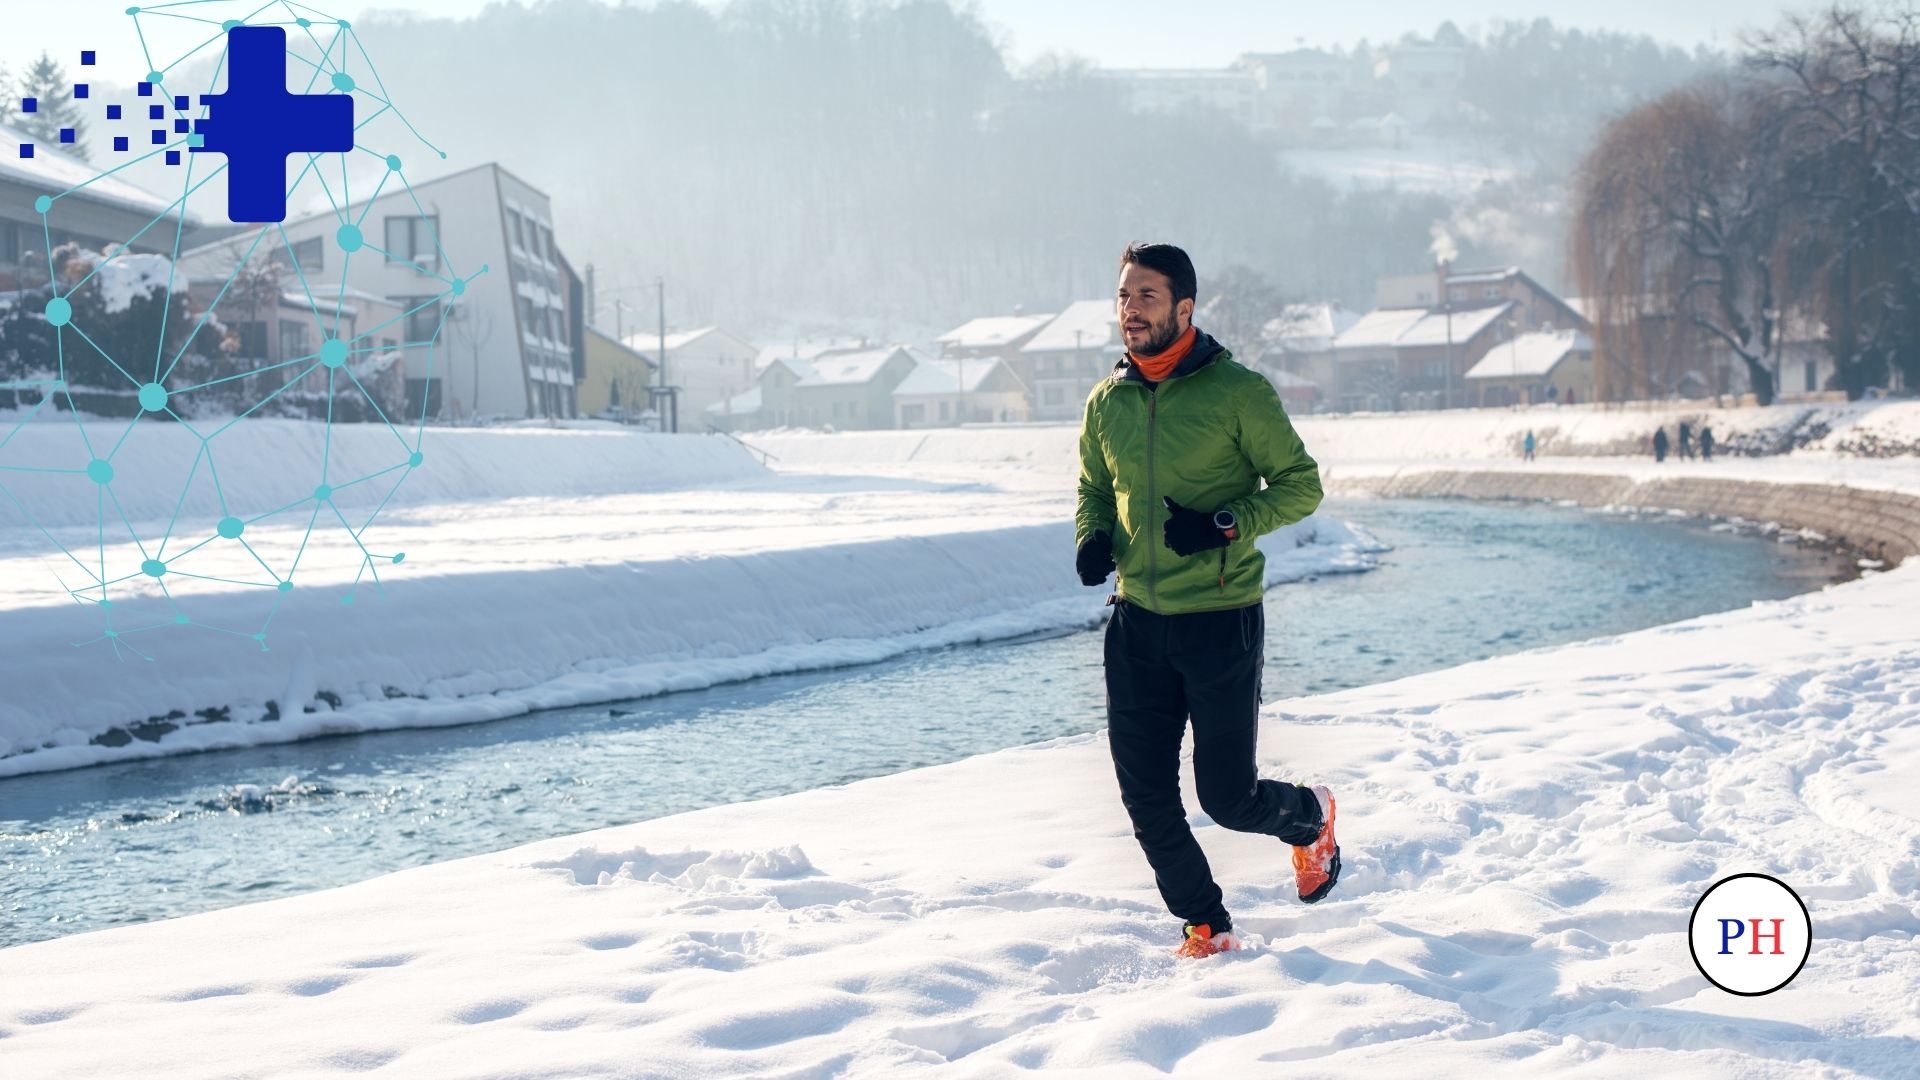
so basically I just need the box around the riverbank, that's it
[3,408,1917,1077]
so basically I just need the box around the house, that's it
[624,325,758,429]
[2,121,208,292]
[892,356,1030,428]
[1330,302,1516,411]
[1237,49,1361,133]
[769,346,917,430]
[578,325,655,421]
[1464,328,1594,406]
[1019,300,1123,422]
[1096,67,1262,128]
[178,162,582,422]
[936,313,1053,359]
[1270,369,1320,409]
[1377,39,1467,126]
[1255,302,1359,408]
[1378,267,1587,332]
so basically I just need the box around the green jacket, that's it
[1075,329,1322,614]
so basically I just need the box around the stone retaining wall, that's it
[1327,469,1920,565]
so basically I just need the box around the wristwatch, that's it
[1212,509,1238,539]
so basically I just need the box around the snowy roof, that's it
[795,347,914,387]
[754,339,862,371]
[1022,300,1120,353]
[1465,329,1592,379]
[1270,370,1318,389]
[622,326,758,359]
[1395,302,1515,348]
[892,357,1005,397]
[1332,307,1427,350]
[937,313,1053,349]
[1262,303,1360,349]
[706,386,763,414]
[1445,266,1520,286]
[0,122,197,223]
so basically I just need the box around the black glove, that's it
[1076,530,1116,586]
[1163,496,1229,556]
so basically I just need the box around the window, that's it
[383,215,440,270]
[1484,286,1501,299]
[1805,361,1818,393]
[395,296,441,342]
[233,320,268,358]
[0,221,19,264]
[278,320,308,360]
[537,224,553,262]
[507,209,524,250]
[1043,386,1064,407]
[271,236,323,273]
[902,403,925,425]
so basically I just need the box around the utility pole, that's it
[614,299,629,343]
[656,276,672,433]
[585,263,596,326]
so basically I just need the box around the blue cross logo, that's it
[191,26,354,223]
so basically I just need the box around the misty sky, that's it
[2,0,1828,75]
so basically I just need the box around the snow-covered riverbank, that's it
[3,409,1918,1077]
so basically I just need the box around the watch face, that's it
[1214,510,1235,530]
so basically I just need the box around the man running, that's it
[1074,242,1339,960]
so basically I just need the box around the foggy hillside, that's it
[336,0,1719,335]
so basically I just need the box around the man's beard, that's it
[1133,311,1183,357]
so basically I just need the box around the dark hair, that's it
[1119,243,1197,306]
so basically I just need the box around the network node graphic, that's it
[2,1,480,659]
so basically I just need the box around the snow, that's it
[936,313,1054,350]
[1331,306,1427,349]
[1391,301,1515,348]
[0,417,1374,776]
[0,121,190,222]
[89,252,173,314]
[1022,300,1121,354]
[797,346,917,387]
[4,403,1920,1077]
[1261,301,1360,353]
[891,356,1006,396]
[1464,328,1590,380]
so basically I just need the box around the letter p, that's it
[1718,918,1746,955]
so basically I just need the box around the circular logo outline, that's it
[1687,872,1811,996]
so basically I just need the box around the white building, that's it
[1097,67,1261,127]
[179,162,579,422]
[892,356,1029,428]
[1020,300,1123,422]
[625,326,758,430]
[936,313,1054,358]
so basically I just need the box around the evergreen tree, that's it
[15,52,87,162]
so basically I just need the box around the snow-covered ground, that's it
[3,406,1918,1077]
[0,419,1379,775]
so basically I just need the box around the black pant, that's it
[1104,598,1321,929]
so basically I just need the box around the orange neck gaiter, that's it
[1130,325,1197,382]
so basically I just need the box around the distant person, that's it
[1701,425,1715,462]
[1523,430,1537,462]
[1678,421,1694,459]
[1075,242,1337,960]
[1566,387,1577,406]
[1653,427,1670,463]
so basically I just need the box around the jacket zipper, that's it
[1146,389,1158,612]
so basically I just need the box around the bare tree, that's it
[1571,83,1790,404]
[447,303,493,423]
[1750,6,1920,397]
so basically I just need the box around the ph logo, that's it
[1688,873,1812,995]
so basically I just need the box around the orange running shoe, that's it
[1291,784,1340,904]
[1174,923,1241,959]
